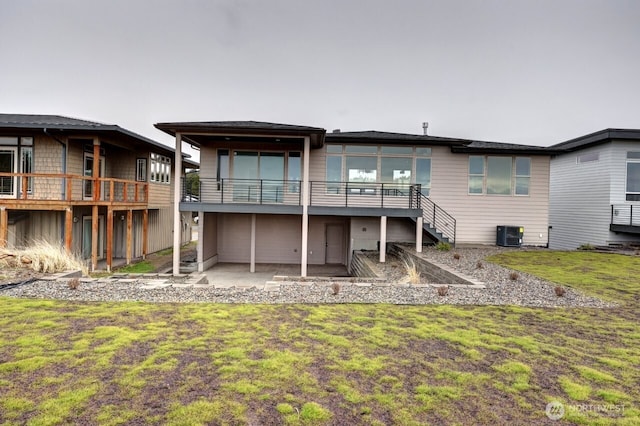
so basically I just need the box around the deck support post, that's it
[126,209,132,265]
[250,213,256,273]
[416,216,423,253]
[379,216,387,263]
[197,211,204,272]
[300,136,311,277]
[142,209,148,259]
[64,207,73,252]
[172,133,183,275]
[0,207,7,248]
[91,205,98,272]
[106,207,113,272]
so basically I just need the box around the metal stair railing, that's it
[410,189,456,245]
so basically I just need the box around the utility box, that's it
[496,226,524,247]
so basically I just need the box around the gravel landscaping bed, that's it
[0,246,615,308]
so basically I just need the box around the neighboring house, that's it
[549,129,640,249]
[155,121,553,276]
[0,114,195,271]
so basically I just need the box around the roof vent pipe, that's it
[422,122,429,135]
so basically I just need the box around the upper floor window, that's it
[136,158,147,182]
[626,152,640,201]
[468,156,531,196]
[577,152,599,163]
[150,153,171,184]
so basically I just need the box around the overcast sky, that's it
[1,0,639,159]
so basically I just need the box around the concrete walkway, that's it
[203,263,349,288]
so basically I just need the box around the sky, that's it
[1,0,639,161]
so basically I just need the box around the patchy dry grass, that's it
[0,250,638,424]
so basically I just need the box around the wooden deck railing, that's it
[0,172,148,203]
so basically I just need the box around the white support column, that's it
[300,136,311,277]
[416,216,423,253]
[379,216,387,263]
[250,213,256,273]
[197,211,204,272]
[172,133,183,275]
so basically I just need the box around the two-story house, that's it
[549,129,640,249]
[0,114,195,271]
[155,121,553,276]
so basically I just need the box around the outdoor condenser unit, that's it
[496,226,524,247]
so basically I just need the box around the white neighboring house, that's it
[549,129,640,250]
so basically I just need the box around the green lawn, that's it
[0,251,638,425]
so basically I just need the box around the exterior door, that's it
[0,147,17,198]
[325,224,345,264]
[82,215,105,260]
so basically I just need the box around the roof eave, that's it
[450,146,557,155]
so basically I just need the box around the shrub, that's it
[437,285,449,296]
[453,253,461,260]
[331,282,340,295]
[578,243,596,251]
[436,242,451,251]
[509,271,519,281]
[555,286,566,297]
[476,261,484,269]
[68,278,80,290]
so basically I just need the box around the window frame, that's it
[468,155,532,196]
[324,144,431,195]
[626,152,640,201]
[150,153,171,184]
[136,158,147,182]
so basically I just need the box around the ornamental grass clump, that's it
[401,257,421,284]
[555,286,566,297]
[437,285,449,296]
[0,240,88,275]
[509,271,520,281]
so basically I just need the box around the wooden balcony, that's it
[0,172,148,210]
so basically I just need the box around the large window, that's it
[468,156,485,194]
[627,152,640,201]
[287,152,301,192]
[487,157,512,195]
[229,151,298,202]
[469,156,531,196]
[325,144,432,195]
[150,153,171,184]
[346,156,377,183]
[515,157,531,196]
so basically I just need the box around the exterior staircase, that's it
[410,191,456,245]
